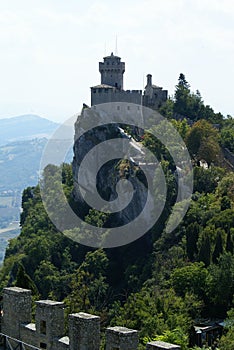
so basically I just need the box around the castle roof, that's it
[91,84,115,89]
[104,52,121,59]
[152,84,163,89]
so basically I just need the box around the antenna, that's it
[115,35,118,56]
[104,41,106,56]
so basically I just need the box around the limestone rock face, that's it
[72,107,150,227]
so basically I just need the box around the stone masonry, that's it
[91,53,167,110]
[1,287,180,350]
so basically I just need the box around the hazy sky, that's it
[0,0,233,122]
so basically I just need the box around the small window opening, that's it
[40,320,46,335]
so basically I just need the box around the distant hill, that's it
[0,114,59,146]
[0,138,73,192]
[0,138,48,192]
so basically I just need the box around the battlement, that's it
[91,53,167,110]
[1,287,181,350]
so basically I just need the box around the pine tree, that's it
[212,230,224,263]
[226,230,234,254]
[174,73,191,116]
[186,222,199,261]
[198,233,211,266]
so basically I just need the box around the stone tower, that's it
[143,74,168,109]
[2,287,32,339]
[35,300,65,349]
[99,52,125,89]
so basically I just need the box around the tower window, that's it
[40,320,47,335]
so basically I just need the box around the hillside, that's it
[1,74,234,349]
[0,114,59,146]
[0,138,48,192]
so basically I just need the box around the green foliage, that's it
[193,166,225,194]
[186,120,220,166]
[221,118,234,152]
[174,73,224,124]
[170,262,208,298]
[206,253,234,308]
[15,262,38,295]
[170,119,190,140]
[153,328,189,350]
[0,78,232,349]
[65,249,109,313]
[219,308,234,349]
[109,287,201,343]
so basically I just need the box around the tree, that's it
[174,74,191,117]
[198,233,211,266]
[193,166,225,194]
[212,230,224,264]
[15,262,38,295]
[226,230,234,254]
[186,120,220,166]
[170,119,190,140]
[66,249,109,313]
[186,222,199,261]
[206,253,234,308]
[219,308,234,350]
[170,262,208,298]
[221,122,234,152]
[153,328,188,350]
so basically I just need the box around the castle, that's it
[0,287,181,350]
[91,53,167,109]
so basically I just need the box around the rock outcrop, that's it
[72,107,151,228]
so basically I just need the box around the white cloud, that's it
[0,0,233,120]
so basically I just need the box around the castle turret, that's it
[35,300,65,349]
[146,74,152,87]
[99,52,125,89]
[2,287,32,339]
[143,74,168,110]
[90,55,167,108]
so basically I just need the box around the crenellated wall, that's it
[90,53,167,110]
[1,287,180,350]
[91,88,142,106]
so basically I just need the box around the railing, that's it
[0,333,41,350]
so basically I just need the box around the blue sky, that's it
[0,0,233,122]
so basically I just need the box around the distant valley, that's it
[0,114,73,262]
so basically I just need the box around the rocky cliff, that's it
[72,106,152,229]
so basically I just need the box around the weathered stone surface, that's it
[91,53,167,110]
[72,107,149,228]
[146,340,181,349]
[2,287,32,339]
[106,326,138,350]
[1,287,182,350]
[69,312,100,350]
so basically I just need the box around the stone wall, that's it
[91,88,142,106]
[91,53,167,110]
[1,287,180,350]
